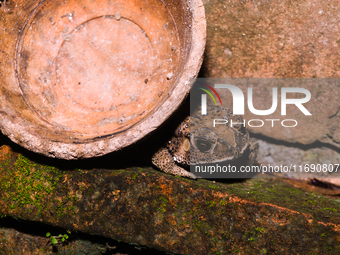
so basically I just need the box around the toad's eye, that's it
[195,139,212,152]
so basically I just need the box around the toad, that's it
[152,105,259,179]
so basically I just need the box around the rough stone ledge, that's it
[1,145,340,254]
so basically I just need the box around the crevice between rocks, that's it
[0,216,169,255]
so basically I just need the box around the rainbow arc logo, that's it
[197,83,222,106]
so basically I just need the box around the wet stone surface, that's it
[1,141,340,254]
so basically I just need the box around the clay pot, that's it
[0,0,206,159]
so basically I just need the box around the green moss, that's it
[206,201,217,207]
[220,200,227,206]
[323,207,337,212]
[198,178,340,222]
[0,154,79,219]
[159,196,169,203]
[1,155,55,213]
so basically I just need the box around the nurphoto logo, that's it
[189,78,335,179]
[197,82,312,128]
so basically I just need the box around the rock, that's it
[202,0,340,148]
[203,0,340,78]
[0,217,159,255]
[256,137,340,185]
[0,226,107,255]
[257,139,340,172]
[1,144,340,254]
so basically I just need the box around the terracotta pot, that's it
[0,0,206,159]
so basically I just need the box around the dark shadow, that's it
[0,216,168,254]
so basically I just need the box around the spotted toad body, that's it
[152,105,259,179]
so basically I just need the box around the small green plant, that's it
[324,207,337,212]
[254,227,264,233]
[46,231,70,245]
